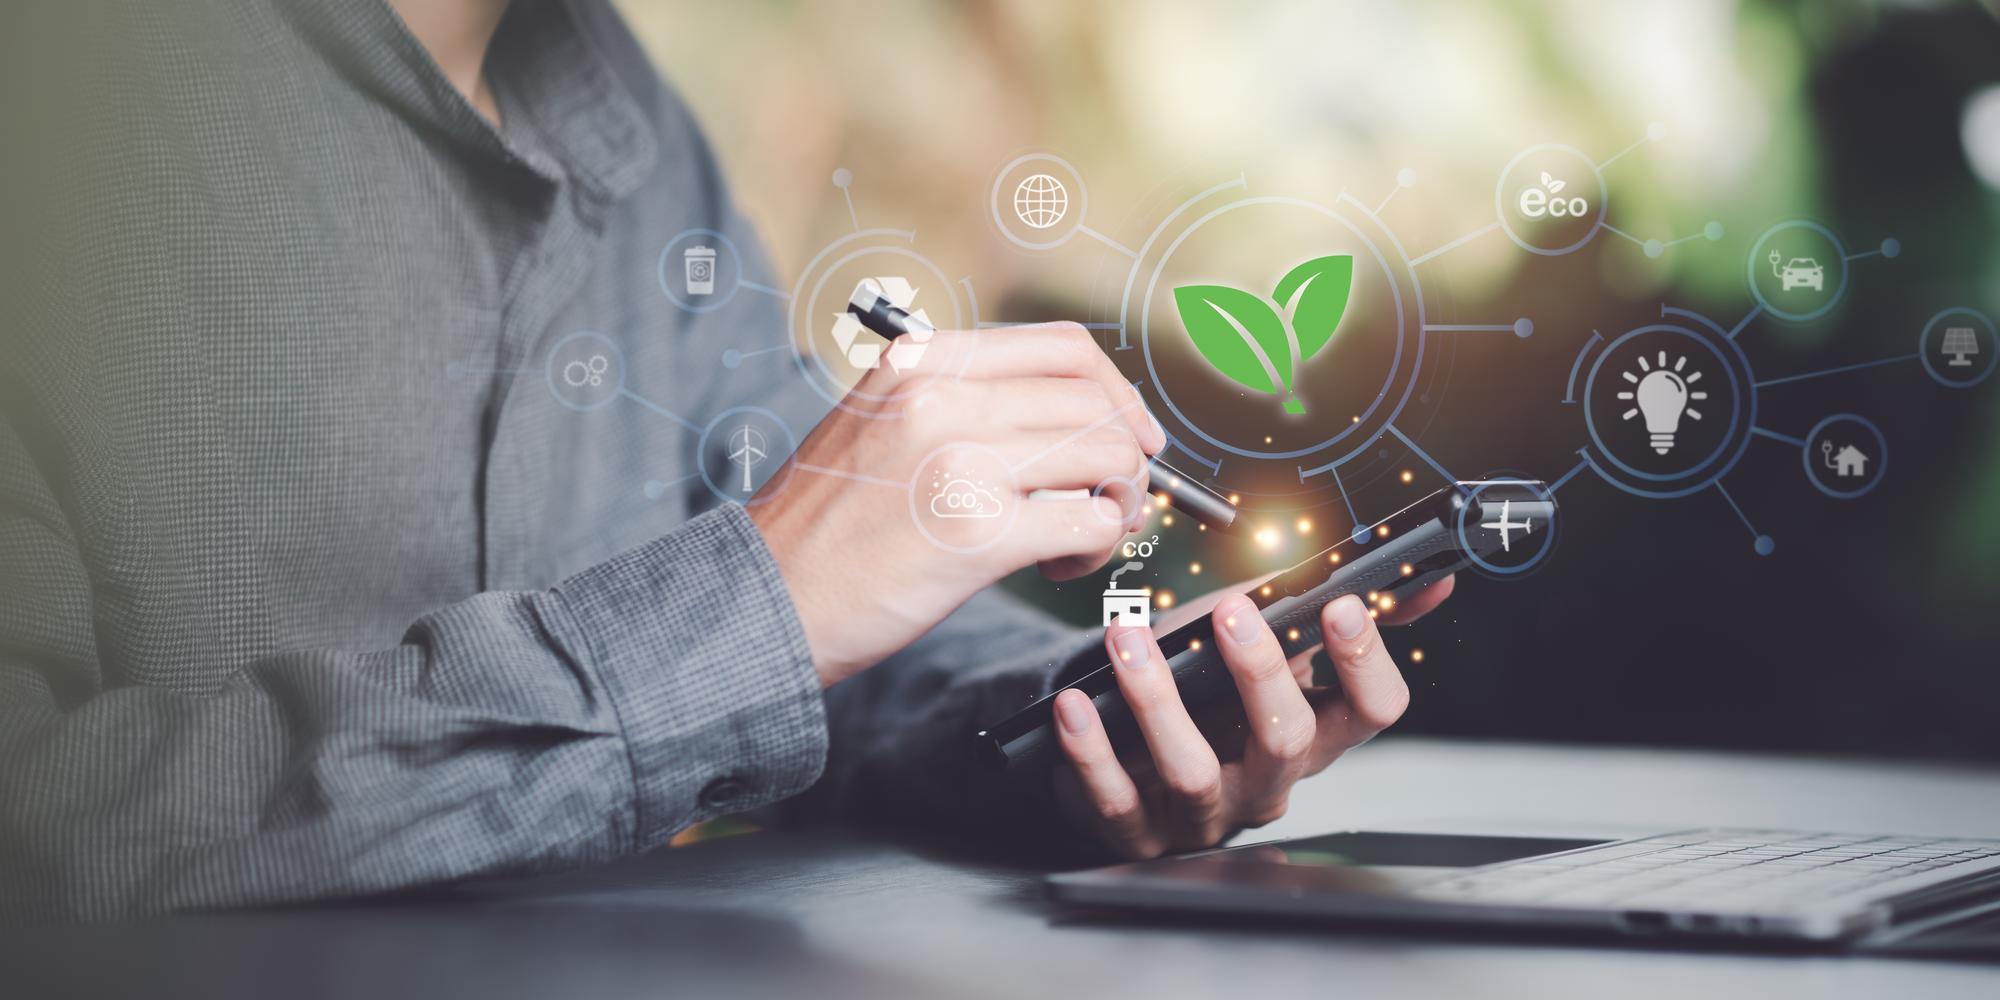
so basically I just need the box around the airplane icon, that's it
[1479,499,1533,553]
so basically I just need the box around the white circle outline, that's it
[695,406,799,508]
[786,231,970,417]
[907,442,1021,555]
[1136,195,1417,463]
[544,332,625,412]
[989,153,1089,251]
[1493,144,1608,257]
[1918,306,1998,388]
[1579,321,1758,500]
[1090,473,1148,527]
[1746,220,1850,323]
[657,228,743,314]
[1800,413,1887,500]
[1453,477,1559,577]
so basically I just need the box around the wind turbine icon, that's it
[727,425,769,493]
[1479,499,1533,553]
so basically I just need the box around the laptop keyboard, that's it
[1419,830,2000,913]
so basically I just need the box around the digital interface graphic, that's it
[487,123,1993,624]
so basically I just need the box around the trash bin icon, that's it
[684,246,717,296]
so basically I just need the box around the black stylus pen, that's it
[845,280,1239,533]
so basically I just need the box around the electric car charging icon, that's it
[1770,251,1825,292]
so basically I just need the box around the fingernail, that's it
[1330,595,1368,640]
[1056,692,1091,736]
[1112,629,1151,668]
[1128,386,1164,438]
[1225,604,1262,645]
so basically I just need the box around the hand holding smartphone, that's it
[976,481,1555,773]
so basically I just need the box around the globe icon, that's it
[1012,173,1069,230]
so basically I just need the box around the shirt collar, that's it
[276,0,657,202]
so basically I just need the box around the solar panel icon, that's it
[1942,326,1979,367]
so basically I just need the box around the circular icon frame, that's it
[544,331,626,412]
[1918,306,1998,389]
[1746,220,1849,323]
[1800,413,1886,500]
[1453,477,1560,578]
[786,229,971,416]
[695,406,799,508]
[658,227,744,314]
[907,442,1020,555]
[989,153,1090,251]
[1091,471,1148,527]
[1494,144,1609,257]
[1580,321,1757,499]
[1127,192,1428,490]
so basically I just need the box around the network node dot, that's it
[1643,239,1664,259]
[721,349,741,369]
[1647,121,1667,141]
[1513,318,1534,338]
[830,167,852,189]
[1880,237,1901,259]
[1704,221,1725,242]
[1754,535,1775,556]
[1396,167,1417,189]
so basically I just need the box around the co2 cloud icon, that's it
[929,478,1003,519]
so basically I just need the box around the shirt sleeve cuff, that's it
[550,503,826,850]
[819,618,1115,863]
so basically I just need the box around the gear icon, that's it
[562,354,609,388]
[830,277,933,373]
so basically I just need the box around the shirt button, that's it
[699,776,748,810]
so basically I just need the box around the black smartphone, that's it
[974,481,1555,773]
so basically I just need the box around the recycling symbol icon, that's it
[830,276,933,373]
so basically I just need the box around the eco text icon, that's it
[1172,254,1354,415]
[1518,171,1588,218]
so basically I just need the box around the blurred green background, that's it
[619,0,2000,760]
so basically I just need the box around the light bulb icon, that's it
[1618,350,1708,455]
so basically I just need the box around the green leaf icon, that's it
[1274,255,1354,363]
[1173,285,1286,396]
[1173,254,1353,415]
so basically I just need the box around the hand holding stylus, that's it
[845,279,1240,534]
[749,322,1164,687]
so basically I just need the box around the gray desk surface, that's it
[15,738,2000,998]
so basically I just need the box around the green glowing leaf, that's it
[1173,254,1354,415]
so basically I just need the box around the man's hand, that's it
[1049,576,1454,858]
[749,323,1164,687]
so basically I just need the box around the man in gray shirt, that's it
[0,0,1446,922]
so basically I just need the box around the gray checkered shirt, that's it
[0,0,1090,922]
